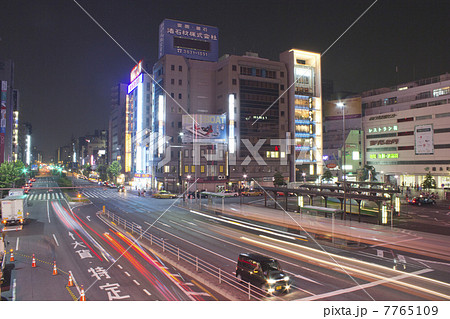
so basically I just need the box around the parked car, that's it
[236,253,291,294]
[241,189,263,196]
[409,196,436,206]
[220,190,239,197]
[153,190,178,199]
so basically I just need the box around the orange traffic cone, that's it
[67,273,74,287]
[79,286,86,301]
[52,261,58,275]
[10,249,14,262]
[31,254,36,267]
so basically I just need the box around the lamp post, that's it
[337,102,346,219]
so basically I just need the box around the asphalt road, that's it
[69,177,450,301]
[1,176,217,301]
[2,176,449,301]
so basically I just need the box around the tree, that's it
[0,161,26,190]
[321,170,334,183]
[96,164,108,182]
[422,172,436,190]
[107,161,122,184]
[82,164,91,178]
[273,171,286,187]
[361,165,378,182]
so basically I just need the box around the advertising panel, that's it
[182,114,226,143]
[130,60,142,82]
[415,124,434,155]
[159,19,219,62]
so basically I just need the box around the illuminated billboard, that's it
[128,73,143,94]
[130,60,142,82]
[159,19,219,62]
[415,124,434,155]
[182,114,227,143]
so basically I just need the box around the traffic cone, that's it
[31,254,36,267]
[10,249,14,262]
[79,286,86,301]
[52,261,58,275]
[67,273,74,287]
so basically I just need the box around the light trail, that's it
[241,236,450,300]
[113,230,201,301]
[51,201,103,261]
[103,231,179,301]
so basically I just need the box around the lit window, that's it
[352,152,360,160]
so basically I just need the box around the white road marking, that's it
[47,200,51,223]
[12,279,16,301]
[53,234,60,246]
[184,282,194,286]
[188,291,210,297]
[124,271,131,277]
[299,269,432,301]
[15,237,20,251]
[158,222,171,228]
[369,236,422,248]
[133,280,141,286]
[117,264,123,269]
[143,289,152,296]
[86,216,91,221]
[68,232,75,240]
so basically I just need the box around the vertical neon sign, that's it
[228,94,235,154]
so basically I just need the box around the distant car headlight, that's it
[267,279,276,284]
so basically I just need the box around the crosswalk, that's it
[82,190,120,199]
[27,192,64,201]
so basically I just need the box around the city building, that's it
[142,19,325,192]
[280,49,323,183]
[0,59,19,164]
[109,83,128,172]
[216,52,289,189]
[78,130,108,169]
[361,73,450,187]
[126,60,153,189]
[323,96,363,181]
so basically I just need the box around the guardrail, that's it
[99,209,278,300]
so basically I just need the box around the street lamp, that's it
[302,172,306,183]
[337,102,347,219]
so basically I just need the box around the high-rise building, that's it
[109,83,128,172]
[125,20,324,192]
[0,59,17,164]
[126,60,153,189]
[280,49,323,183]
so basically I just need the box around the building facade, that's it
[0,60,18,164]
[362,73,450,187]
[109,83,128,172]
[280,49,323,183]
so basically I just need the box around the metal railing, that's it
[99,209,277,300]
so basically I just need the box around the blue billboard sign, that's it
[159,19,219,62]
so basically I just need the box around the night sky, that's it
[1,0,449,161]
